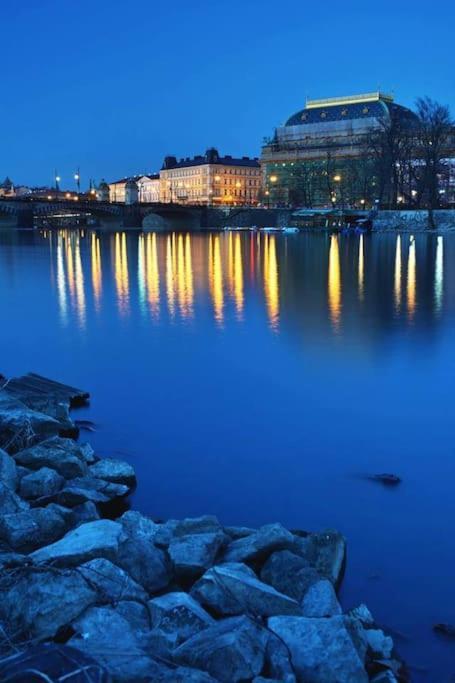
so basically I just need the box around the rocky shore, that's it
[0,373,404,682]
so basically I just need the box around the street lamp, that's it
[74,169,80,194]
[55,171,61,193]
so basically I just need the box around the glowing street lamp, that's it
[270,175,278,183]
[333,174,341,182]
[74,168,80,194]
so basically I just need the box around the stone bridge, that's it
[0,198,292,230]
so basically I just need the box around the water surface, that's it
[0,228,454,681]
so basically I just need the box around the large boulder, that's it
[0,448,18,490]
[148,592,215,644]
[268,615,368,683]
[174,615,269,682]
[14,437,88,479]
[0,481,29,514]
[89,458,136,487]
[0,394,61,453]
[0,504,72,551]
[191,563,302,617]
[222,523,295,564]
[0,567,97,640]
[168,532,226,580]
[114,601,151,631]
[301,579,342,617]
[71,500,100,526]
[293,530,346,587]
[0,644,110,683]
[260,550,321,602]
[154,515,224,547]
[155,666,218,681]
[79,557,149,603]
[69,606,166,682]
[116,529,171,594]
[30,519,123,566]
[19,467,64,500]
[54,476,129,506]
[120,510,161,540]
[365,629,394,659]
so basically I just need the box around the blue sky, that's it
[2,0,454,187]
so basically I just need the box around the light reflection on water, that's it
[47,230,450,337]
[1,228,454,681]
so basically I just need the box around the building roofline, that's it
[305,91,394,109]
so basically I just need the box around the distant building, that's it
[261,92,418,207]
[160,148,261,205]
[0,177,14,197]
[108,174,160,203]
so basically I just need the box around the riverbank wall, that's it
[372,209,455,232]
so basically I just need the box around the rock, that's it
[222,523,295,564]
[366,629,394,658]
[71,501,100,526]
[292,530,346,587]
[79,557,148,603]
[169,532,226,579]
[264,632,297,682]
[225,525,255,539]
[0,551,29,569]
[433,622,455,638]
[114,601,151,630]
[0,481,29,514]
[0,567,97,640]
[14,436,88,479]
[349,603,375,627]
[191,562,302,617]
[155,666,218,681]
[79,442,97,464]
[268,615,368,683]
[302,579,342,617]
[30,519,122,566]
[153,515,224,547]
[89,458,136,487]
[120,510,161,540]
[148,592,215,643]
[19,467,64,499]
[0,393,61,453]
[0,644,110,683]
[261,550,321,602]
[117,530,171,594]
[368,473,401,486]
[174,615,269,682]
[55,476,129,506]
[370,673,398,683]
[0,504,72,552]
[69,606,165,682]
[141,628,180,660]
[0,448,18,490]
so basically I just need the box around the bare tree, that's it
[415,97,453,228]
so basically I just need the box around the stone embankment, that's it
[0,373,403,682]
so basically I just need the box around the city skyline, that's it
[2,0,455,186]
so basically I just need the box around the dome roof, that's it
[285,94,418,129]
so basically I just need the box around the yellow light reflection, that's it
[407,235,416,320]
[91,233,102,312]
[264,234,280,331]
[138,234,146,315]
[184,233,194,317]
[56,234,68,324]
[233,234,244,317]
[328,234,342,331]
[434,236,443,314]
[166,234,176,317]
[146,233,160,317]
[209,234,224,324]
[115,232,130,315]
[358,234,364,302]
[74,235,86,328]
[394,235,402,313]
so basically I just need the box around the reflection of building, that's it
[109,175,160,203]
[261,92,418,207]
[160,148,261,205]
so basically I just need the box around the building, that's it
[261,92,418,207]
[109,174,160,203]
[0,177,14,197]
[160,148,261,205]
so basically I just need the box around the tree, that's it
[415,97,453,228]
